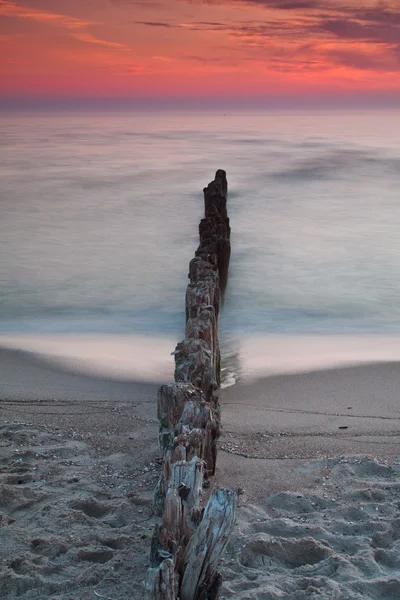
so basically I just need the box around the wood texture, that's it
[180,489,237,600]
[146,171,235,599]
[145,559,177,599]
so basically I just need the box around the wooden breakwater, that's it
[145,170,236,599]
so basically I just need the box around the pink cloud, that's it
[71,32,130,50]
[0,0,93,29]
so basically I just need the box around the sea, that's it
[2,108,400,383]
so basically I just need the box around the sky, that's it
[1,0,400,104]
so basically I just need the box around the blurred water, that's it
[1,109,400,379]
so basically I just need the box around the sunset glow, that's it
[1,0,400,103]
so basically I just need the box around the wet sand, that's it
[1,347,400,599]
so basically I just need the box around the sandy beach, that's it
[1,347,400,599]
[217,365,400,599]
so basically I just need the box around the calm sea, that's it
[1,109,400,381]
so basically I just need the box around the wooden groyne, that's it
[145,170,236,599]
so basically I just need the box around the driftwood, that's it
[146,171,236,599]
[180,489,237,600]
[146,559,176,600]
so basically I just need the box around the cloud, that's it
[4,0,400,83]
[111,0,163,6]
[0,1,132,51]
[129,0,400,52]
[319,17,400,45]
[185,0,400,25]
[179,1,400,72]
[152,55,173,61]
[0,0,93,29]
[126,64,145,73]
[232,0,328,8]
[326,47,400,71]
[135,21,175,27]
[182,54,218,62]
[184,0,333,9]
[181,53,240,64]
[71,32,129,49]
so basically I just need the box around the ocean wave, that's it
[271,148,400,181]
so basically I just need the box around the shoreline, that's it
[0,335,176,384]
[1,344,400,599]
[4,332,400,386]
[2,343,399,498]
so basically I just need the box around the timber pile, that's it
[145,170,236,599]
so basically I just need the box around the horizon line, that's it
[1,92,400,112]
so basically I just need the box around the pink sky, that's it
[1,0,400,101]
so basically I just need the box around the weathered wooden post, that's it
[145,170,236,599]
